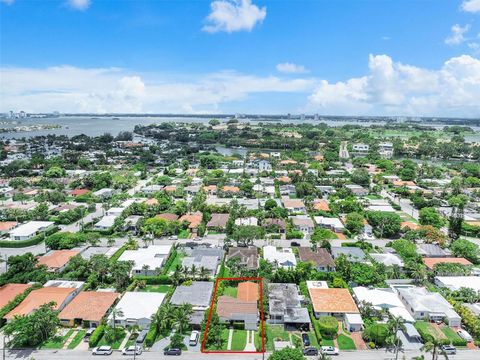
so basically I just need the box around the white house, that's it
[93,215,118,231]
[118,245,172,276]
[370,253,404,267]
[263,246,297,269]
[434,276,480,293]
[314,216,345,233]
[108,292,166,329]
[235,217,258,227]
[93,188,115,199]
[9,221,55,240]
[396,287,461,327]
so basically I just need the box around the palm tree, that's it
[199,266,210,280]
[386,316,405,360]
[318,353,332,360]
[151,304,174,335]
[111,307,124,330]
[421,338,443,360]
[125,237,139,250]
[171,269,182,286]
[172,304,193,334]
[189,264,197,279]
[142,264,150,276]
[107,237,116,247]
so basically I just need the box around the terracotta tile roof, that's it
[308,288,359,314]
[155,213,179,221]
[144,198,159,206]
[59,291,120,322]
[179,212,202,229]
[393,180,416,187]
[401,221,420,230]
[0,221,18,232]
[222,186,240,193]
[423,257,472,270]
[37,250,80,271]
[5,287,76,319]
[314,155,324,161]
[282,198,305,209]
[164,185,177,192]
[0,284,31,309]
[237,282,259,302]
[277,176,291,183]
[313,199,330,212]
[70,189,90,196]
[298,247,335,268]
[203,185,217,192]
[207,213,229,228]
[280,160,297,165]
[216,295,257,319]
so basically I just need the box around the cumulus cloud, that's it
[0,66,313,114]
[445,24,470,45]
[203,0,266,33]
[67,0,91,11]
[462,0,480,13]
[307,54,480,117]
[276,62,309,74]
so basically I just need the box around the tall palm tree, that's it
[111,307,124,330]
[152,304,173,334]
[142,264,150,276]
[199,266,210,280]
[386,316,405,360]
[172,304,193,334]
[421,338,443,360]
[190,264,197,279]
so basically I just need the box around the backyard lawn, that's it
[231,329,247,351]
[41,329,74,349]
[142,284,171,293]
[167,251,185,273]
[440,326,464,344]
[223,286,238,297]
[415,321,446,342]
[337,334,356,350]
[67,330,86,349]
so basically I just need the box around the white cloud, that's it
[203,0,266,33]
[445,24,470,45]
[0,66,313,114]
[276,62,309,74]
[67,0,91,11]
[307,54,480,117]
[462,0,480,13]
[0,0,15,5]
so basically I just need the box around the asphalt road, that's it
[3,349,479,360]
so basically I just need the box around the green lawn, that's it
[337,334,356,350]
[307,330,319,348]
[269,324,290,342]
[41,329,74,349]
[231,329,247,351]
[167,252,185,272]
[321,338,335,347]
[415,321,445,342]
[97,330,127,349]
[178,230,190,239]
[440,326,463,344]
[142,284,171,293]
[67,330,86,350]
[223,286,238,297]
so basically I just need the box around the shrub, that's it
[133,275,172,284]
[317,316,338,339]
[88,324,105,347]
[145,326,157,347]
[451,338,467,347]
[362,323,389,346]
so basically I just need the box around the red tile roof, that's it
[0,284,31,309]
[59,291,120,322]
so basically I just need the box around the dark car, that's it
[164,348,182,356]
[302,333,310,347]
[303,347,318,356]
[291,241,301,247]
[136,329,148,344]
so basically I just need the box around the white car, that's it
[122,345,142,355]
[457,329,473,342]
[92,345,113,355]
[321,346,339,355]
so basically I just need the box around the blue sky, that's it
[1,0,479,116]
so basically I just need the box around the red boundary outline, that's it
[201,277,265,354]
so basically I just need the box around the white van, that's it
[457,329,473,342]
[189,330,199,346]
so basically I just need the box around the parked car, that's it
[164,348,182,356]
[136,329,148,344]
[122,346,142,355]
[440,345,456,355]
[169,236,178,240]
[84,328,95,342]
[457,329,473,342]
[92,346,113,355]
[291,241,301,247]
[302,333,310,347]
[321,346,339,355]
[303,347,318,356]
[189,330,200,346]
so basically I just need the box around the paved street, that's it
[3,348,478,360]
[60,203,103,233]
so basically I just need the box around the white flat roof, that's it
[9,221,54,237]
[435,276,480,292]
[118,245,172,271]
[109,292,165,321]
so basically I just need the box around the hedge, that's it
[145,326,157,347]
[88,324,105,348]
[0,283,42,327]
[109,245,127,263]
[133,275,172,285]
[317,316,338,339]
[162,247,178,275]
[0,226,58,248]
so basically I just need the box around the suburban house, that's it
[9,221,55,240]
[37,250,80,272]
[312,199,330,212]
[118,245,172,276]
[0,221,18,236]
[262,218,286,234]
[268,283,311,331]
[331,246,367,263]
[308,287,360,320]
[291,216,315,234]
[179,212,203,234]
[0,284,31,309]
[226,247,259,270]
[263,246,297,269]
[345,184,369,196]
[434,276,480,293]
[352,286,415,322]
[314,216,345,233]
[170,281,214,327]
[416,244,452,258]
[235,217,258,227]
[217,281,259,331]
[423,257,472,270]
[93,188,115,199]
[155,213,179,221]
[59,291,120,327]
[282,198,306,213]
[395,286,461,327]
[181,247,224,277]
[370,253,404,267]
[297,247,335,272]
[108,291,166,329]
[206,213,229,231]
[93,215,118,231]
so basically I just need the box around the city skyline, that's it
[1,0,480,117]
